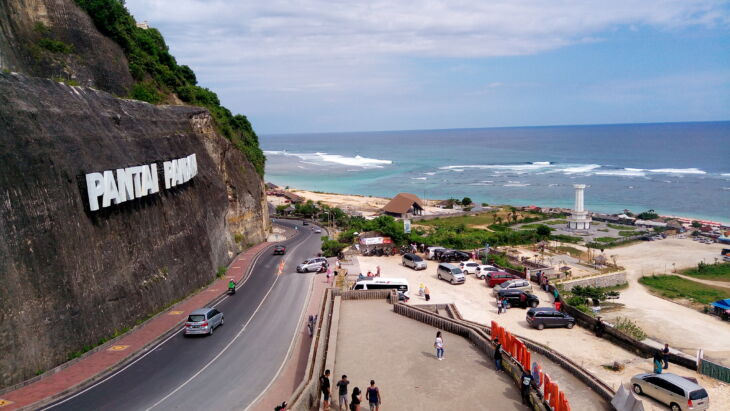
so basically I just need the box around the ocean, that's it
[261,122,730,224]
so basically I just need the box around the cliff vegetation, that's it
[74,0,265,175]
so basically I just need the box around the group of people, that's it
[320,370,382,411]
[653,344,671,374]
[418,283,431,302]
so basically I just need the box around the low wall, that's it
[556,271,627,291]
[555,286,697,371]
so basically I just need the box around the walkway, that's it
[334,300,523,410]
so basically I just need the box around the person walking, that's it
[424,286,431,302]
[366,380,381,411]
[653,351,663,374]
[336,375,350,411]
[493,339,503,371]
[418,283,425,297]
[320,369,332,410]
[595,316,605,338]
[662,343,670,369]
[350,387,361,411]
[520,369,534,405]
[434,331,445,360]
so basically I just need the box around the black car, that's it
[526,307,575,330]
[273,245,286,255]
[303,221,309,226]
[439,250,471,262]
[497,289,539,309]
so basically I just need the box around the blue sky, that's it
[125,1,730,134]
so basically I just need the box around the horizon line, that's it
[261,119,730,137]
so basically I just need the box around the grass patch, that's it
[594,237,620,243]
[682,262,730,282]
[597,228,609,232]
[639,275,730,305]
[420,212,498,228]
[618,230,639,237]
[38,38,74,54]
[52,77,81,86]
[520,223,543,229]
[553,245,583,258]
[543,219,567,225]
[551,234,583,244]
[608,223,635,230]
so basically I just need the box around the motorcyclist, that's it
[228,279,236,294]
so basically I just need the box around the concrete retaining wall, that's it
[556,271,627,291]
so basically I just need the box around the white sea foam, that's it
[424,172,437,175]
[594,168,646,177]
[263,150,392,168]
[411,177,427,180]
[439,162,553,171]
[561,164,601,174]
[722,173,730,177]
[648,168,706,175]
[503,183,530,187]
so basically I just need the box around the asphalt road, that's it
[44,219,323,411]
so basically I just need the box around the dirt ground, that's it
[356,252,730,410]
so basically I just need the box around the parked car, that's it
[526,307,575,329]
[492,279,532,295]
[498,289,540,309]
[303,221,309,225]
[486,271,520,287]
[436,263,465,284]
[296,257,328,273]
[630,373,710,411]
[184,307,224,336]
[439,250,471,262]
[402,253,427,270]
[459,261,481,275]
[475,265,498,280]
[273,245,286,255]
[426,246,446,260]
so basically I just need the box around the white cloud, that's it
[122,0,730,132]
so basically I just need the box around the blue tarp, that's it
[711,299,730,309]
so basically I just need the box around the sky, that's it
[124,0,730,134]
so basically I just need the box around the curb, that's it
[14,242,273,411]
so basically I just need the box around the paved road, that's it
[44,219,322,411]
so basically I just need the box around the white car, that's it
[459,261,481,275]
[475,265,498,279]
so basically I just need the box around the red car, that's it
[273,245,286,255]
[485,271,519,288]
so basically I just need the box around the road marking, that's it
[145,276,283,410]
[168,311,184,315]
[107,345,130,352]
[0,399,14,407]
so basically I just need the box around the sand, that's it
[288,189,462,217]
[355,251,730,410]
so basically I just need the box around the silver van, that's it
[402,253,427,270]
[631,373,709,411]
[184,307,224,336]
[296,257,328,273]
[437,263,465,284]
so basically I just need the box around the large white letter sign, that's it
[84,153,197,212]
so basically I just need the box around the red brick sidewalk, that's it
[251,270,333,411]
[0,242,271,411]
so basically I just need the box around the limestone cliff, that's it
[0,0,134,95]
[0,73,267,388]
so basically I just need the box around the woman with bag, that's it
[350,387,361,410]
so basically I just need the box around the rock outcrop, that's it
[0,73,267,388]
[0,0,133,95]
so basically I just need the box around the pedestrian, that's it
[493,339,503,371]
[320,369,331,410]
[552,288,559,302]
[420,243,425,253]
[350,387,361,411]
[497,297,502,315]
[376,265,381,276]
[366,380,381,411]
[336,375,350,411]
[418,283,425,297]
[520,369,534,404]
[327,268,332,283]
[595,316,605,338]
[662,343,670,369]
[434,331,444,360]
[424,285,431,302]
[653,351,663,374]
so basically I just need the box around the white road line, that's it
[145,231,309,411]
[42,230,298,410]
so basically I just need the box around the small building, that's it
[382,193,424,219]
[282,191,304,204]
[634,219,668,229]
[136,21,150,30]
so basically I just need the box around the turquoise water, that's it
[261,122,730,223]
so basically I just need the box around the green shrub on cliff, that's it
[73,0,265,175]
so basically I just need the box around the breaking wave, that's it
[264,150,392,168]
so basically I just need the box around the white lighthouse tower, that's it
[568,184,591,230]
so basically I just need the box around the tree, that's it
[536,224,552,238]
[636,210,659,220]
[461,197,472,206]
[691,221,702,228]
